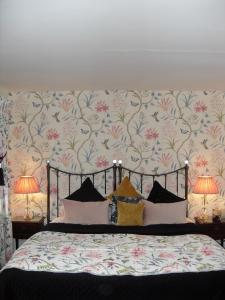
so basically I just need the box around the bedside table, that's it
[194,222,225,246]
[12,216,45,249]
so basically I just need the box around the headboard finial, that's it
[118,160,122,165]
[185,160,189,165]
[113,160,117,165]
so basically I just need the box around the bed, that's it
[1,161,225,300]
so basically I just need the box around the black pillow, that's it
[147,180,184,203]
[65,177,105,202]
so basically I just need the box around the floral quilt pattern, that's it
[3,231,225,276]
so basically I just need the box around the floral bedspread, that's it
[2,231,225,276]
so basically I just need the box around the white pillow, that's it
[143,199,187,225]
[62,199,110,224]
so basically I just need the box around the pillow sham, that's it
[111,195,142,223]
[62,199,110,224]
[117,201,144,226]
[147,180,184,203]
[65,177,105,202]
[143,199,187,225]
[107,176,141,199]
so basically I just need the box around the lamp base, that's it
[24,214,32,221]
[195,213,209,224]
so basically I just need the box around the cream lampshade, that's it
[193,176,218,218]
[14,176,40,220]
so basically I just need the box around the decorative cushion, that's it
[143,199,187,225]
[147,181,184,203]
[65,177,105,202]
[107,176,141,199]
[117,201,144,226]
[62,199,110,224]
[110,195,142,223]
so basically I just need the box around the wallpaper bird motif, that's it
[3,90,225,220]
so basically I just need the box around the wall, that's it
[5,90,225,219]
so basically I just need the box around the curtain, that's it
[0,95,13,267]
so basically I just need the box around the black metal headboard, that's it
[117,160,189,199]
[46,162,119,224]
[46,160,189,224]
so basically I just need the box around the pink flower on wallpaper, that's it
[58,98,73,112]
[206,125,221,139]
[12,126,24,140]
[61,246,76,255]
[195,155,208,168]
[145,128,159,140]
[107,125,123,139]
[95,101,109,112]
[158,98,172,112]
[130,247,146,257]
[46,129,60,140]
[158,153,172,167]
[201,246,214,256]
[96,156,109,168]
[159,252,175,259]
[58,153,73,168]
[194,101,207,113]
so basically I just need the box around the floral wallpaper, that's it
[4,90,225,220]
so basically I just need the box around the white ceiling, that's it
[0,0,225,90]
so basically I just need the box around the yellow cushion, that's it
[107,176,141,199]
[117,201,144,226]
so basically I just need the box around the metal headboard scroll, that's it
[117,160,189,200]
[46,161,118,224]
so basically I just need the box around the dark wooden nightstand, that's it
[194,222,225,246]
[12,216,45,249]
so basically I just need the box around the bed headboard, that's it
[46,160,189,224]
[117,160,189,199]
[46,162,118,224]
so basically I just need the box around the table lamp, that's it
[14,176,40,220]
[193,176,218,221]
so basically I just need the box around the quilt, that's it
[2,231,225,276]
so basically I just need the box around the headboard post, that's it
[184,160,189,200]
[118,160,122,184]
[46,161,50,224]
[113,160,117,191]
